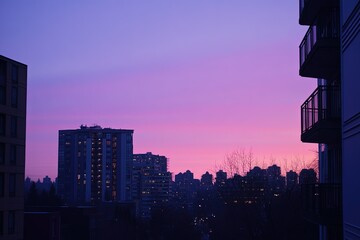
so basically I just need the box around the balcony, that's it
[299,23,340,79]
[301,86,340,143]
[299,0,339,25]
[302,183,342,225]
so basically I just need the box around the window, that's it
[10,145,16,165]
[0,173,4,197]
[10,116,17,137]
[0,144,4,165]
[0,86,5,105]
[11,65,18,83]
[0,211,3,236]
[9,174,16,197]
[11,87,17,108]
[0,61,6,106]
[0,61,6,84]
[8,211,15,234]
[0,114,5,136]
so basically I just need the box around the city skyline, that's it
[0,1,317,180]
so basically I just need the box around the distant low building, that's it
[299,169,317,185]
[215,170,227,188]
[286,170,298,190]
[200,171,213,190]
[173,170,199,210]
[132,152,171,218]
[266,165,285,195]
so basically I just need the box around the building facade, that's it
[200,171,213,190]
[215,170,227,188]
[340,1,360,239]
[298,1,342,239]
[58,125,133,205]
[132,152,171,218]
[286,170,298,190]
[173,170,199,211]
[0,56,27,239]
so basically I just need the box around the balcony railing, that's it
[302,183,342,224]
[300,22,339,66]
[299,0,309,19]
[299,13,340,79]
[299,0,339,25]
[300,25,317,67]
[301,86,340,143]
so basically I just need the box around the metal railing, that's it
[299,10,339,67]
[302,183,341,218]
[299,0,310,18]
[301,86,340,134]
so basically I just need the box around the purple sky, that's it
[0,1,316,180]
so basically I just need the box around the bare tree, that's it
[220,148,257,177]
[306,150,319,175]
[281,157,289,173]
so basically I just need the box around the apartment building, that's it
[58,125,133,205]
[299,0,342,239]
[132,152,171,218]
[0,55,27,240]
[340,1,360,239]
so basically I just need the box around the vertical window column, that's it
[11,87,18,108]
[9,174,16,197]
[7,211,15,234]
[10,145,16,165]
[0,114,5,136]
[10,116,17,137]
[0,61,6,105]
[0,211,3,236]
[0,173,4,197]
[0,143,4,165]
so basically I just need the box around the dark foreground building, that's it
[0,55,27,239]
[298,0,360,239]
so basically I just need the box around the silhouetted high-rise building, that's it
[57,125,133,205]
[298,0,343,238]
[266,165,285,195]
[200,171,213,189]
[245,167,267,203]
[173,170,199,210]
[215,170,227,188]
[132,152,171,218]
[0,55,27,240]
[299,169,317,185]
[42,175,52,191]
[286,170,298,189]
[175,170,194,184]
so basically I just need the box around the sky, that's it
[0,1,317,180]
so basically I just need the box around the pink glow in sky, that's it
[0,1,316,180]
